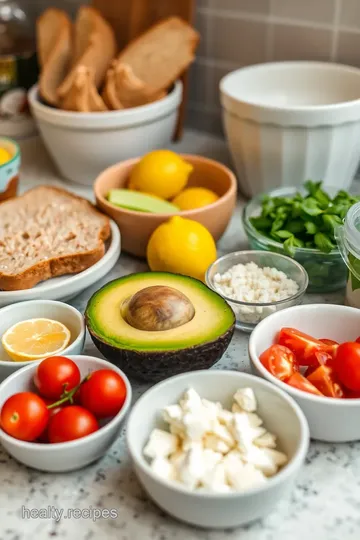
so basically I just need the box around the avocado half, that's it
[85,272,235,382]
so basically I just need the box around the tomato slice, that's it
[319,339,339,357]
[307,365,344,398]
[287,372,324,396]
[259,344,298,382]
[356,337,360,344]
[333,342,360,392]
[304,351,333,377]
[344,389,360,399]
[278,328,329,366]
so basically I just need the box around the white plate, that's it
[0,220,121,307]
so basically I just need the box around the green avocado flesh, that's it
[86,272,235,352]
[107,189,179,213]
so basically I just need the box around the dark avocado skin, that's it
[87,323,235,383]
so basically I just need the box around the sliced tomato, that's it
[307,365,344,398]
[333,342,360,391]
[260,344,298,381]
[304,351,333,377]
[344,389,360,399]
[278,328,329,366]
[356,337,360,344]
[286,372,324,396]
[319,339,339,357]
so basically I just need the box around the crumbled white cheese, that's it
[213,262,299,324]
[143,387,288,494]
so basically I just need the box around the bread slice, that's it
[37,9,72,106]
[60,66,108,112]
[0,187,111,291]
[58,6,117,98]
[117,17,200,95]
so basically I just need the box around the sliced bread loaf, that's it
[0,187,111,291]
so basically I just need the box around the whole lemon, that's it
[129,150,193,200]
[172,187,219,210]
[147,216,217,281]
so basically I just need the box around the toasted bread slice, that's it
[60,66,108,112]
[117,17,199,95]
[102,63,124,110]
[0,186,111,291]
[58,6,117,97]
[37,9,72,106]
[113,63,166,108]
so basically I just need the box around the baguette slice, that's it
[58,6,117,97]
[117,17,200,95]
[37,9,72,106]
[60,66,108,112]
[0,187,111,291]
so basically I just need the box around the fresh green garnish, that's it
[250,181,360,257]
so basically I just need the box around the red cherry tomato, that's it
[333,342,360,391]
[260,344,298,381]
[79,369,127,418]
[344,389,360,399]
[278,328,329,366]
[286,372,324,396]
[304,351,333,377]
[0,392,49,442]
[37,399,65,443]
[355,337,360,344]
[34,356,81,400]
[307,365,344,398]
[48,406,99,443]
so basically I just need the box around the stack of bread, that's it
[37,6,199,113]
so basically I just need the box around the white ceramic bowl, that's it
[249,304,360,443]
[127,370,309,529]
[0,300,85,382]
[28,82,182,185]
[220,62,360,197]
[0,355,132,472]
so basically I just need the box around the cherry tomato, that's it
[278,328,329,366]
[307,366,344,398]
[304,351,333,377]
[48,406,99,443]
[37,400,65,443]
[286,372,324,396]
[79,369,127,418]
[260,344,298,381]
[34,356,81,400]
[333,342,360,391]
[0,392,49,442]
[344,389,360,399]
[355,337,360,344]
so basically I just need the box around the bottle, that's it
[0,0,38,138]
[336,203,360,307]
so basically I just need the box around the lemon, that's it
[2,318,71,362]
[0,147,12,166]
[147,216,217,281]
[172,187,219,210]
[129,150,193,200]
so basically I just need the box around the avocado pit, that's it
[123,285,195,331]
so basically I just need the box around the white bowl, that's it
[220,62,360,197]
[28,82,182,185]
[249,304,360,442]
[0,355,132,472]
[0,300,85,382]
[127,370,309,529]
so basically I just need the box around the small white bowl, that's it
[127,370,309,529]
[0,355,132,472]
[220,61,360,197]
[0,300,85,382]
[249,304,360,442]
[28,82,182,185]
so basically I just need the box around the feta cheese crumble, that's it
[213,261,299,324]
[143,387,288,494]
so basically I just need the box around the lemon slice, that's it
[2,318,71,362]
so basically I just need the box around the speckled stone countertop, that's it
[1,133,359,540]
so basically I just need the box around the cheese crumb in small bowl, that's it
[206,251,308,332]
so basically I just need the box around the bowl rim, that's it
[126,369,309,499]
[242,185,344,257]
[0,300,85,367]
[94,154,238,218]
[249,303,360,405]
[206,250,309,307]
[220,61,360,112]
[0,354,132,449]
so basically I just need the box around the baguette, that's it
[0,187,111,291]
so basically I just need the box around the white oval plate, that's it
[0,220,121,307]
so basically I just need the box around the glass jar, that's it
[336,203,360,307]
[0,0,38,138]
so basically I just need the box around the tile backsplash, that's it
[29,0,360,136]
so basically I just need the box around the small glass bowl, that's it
[242,187,347,293]
[206,250,308,333]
